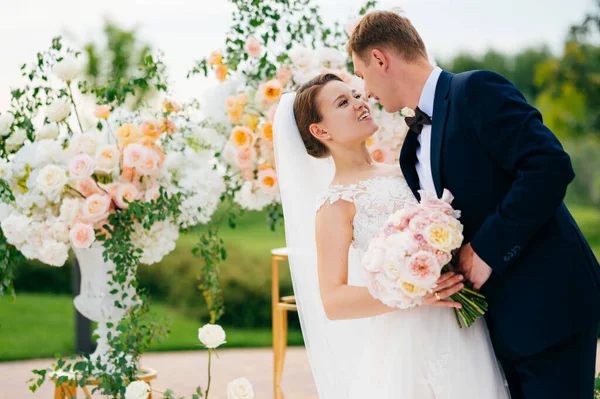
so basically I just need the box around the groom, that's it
[349,10,600,399]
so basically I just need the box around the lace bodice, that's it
[316,175,418,251]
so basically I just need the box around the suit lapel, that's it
[430,70,453,198]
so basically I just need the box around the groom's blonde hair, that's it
[347,10,427,64]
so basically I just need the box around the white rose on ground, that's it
[124,380,151,399]
[5,128,28,152]
[37,123,60,140]
[45,98,71,122]
[0,113,15,136]
[227,378,254,399]
[36,164,67,200]
[53,55,82,82]
[198,323,227,349]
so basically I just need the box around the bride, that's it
[273,73,510,398]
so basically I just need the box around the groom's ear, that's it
[371,49,388,70]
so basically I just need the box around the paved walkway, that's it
[1,342,599,398]
[0,347,317,399]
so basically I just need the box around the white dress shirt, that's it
[415,66,442,193]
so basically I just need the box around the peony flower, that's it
[136,149,159,176]
[207,50,223,66]
[59,197,82,226]
[140,120,162,140]
[241,113,259,132]
[406,251,441,287]
[53,55,81,82]
[258,122,273,142]
[113,183,139,209]
[162,99,181,113]
[68,132,98,157]
[81,194,111,223]
[424,224,459,252]
[257,167,278,194]
[37,123,60,140]
[94,105,111,120]
[1,213,31,245]
[69,222,96,248]
[215,63,228,82]
[95,144,120,176]
[160,118,177,135]
[0,112,14,136]
[259,79,283,105]
[0,158,11,181]
[123,143,145,168]
[45,98,71,122]
[124,380,151,399]
[68,153,96,180]
[276,65,292,86]
[116,123,143,147]
[198,323,227,348]
[37,164,67,200]
[227,378,255,399]
[408,215,430,233]
[245,37,261,58]
[229,126,255,151]
[40,239,69,267]
[235,147,257,170]
[5,128,28,152]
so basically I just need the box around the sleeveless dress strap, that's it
[316,184,363,211]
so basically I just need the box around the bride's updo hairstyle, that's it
[293,73,342,158]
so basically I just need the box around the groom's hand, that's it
[457,243,492,290]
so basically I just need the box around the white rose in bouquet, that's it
[0,203,12,223]
[227,378,254,399]
[37,123,60,140]
[39,239,69,267]
[1,213,31,245]
[68,153,96,180]
[45,98,71,122]
[53,55,82,82]
[0,112,15,136]
[68,132,98,157]
[198,323,227,349]
[95,144,120,175]
[124,380,151,399]
[36,164,67,201]
[0,158,12,181]
[5,128,28,152]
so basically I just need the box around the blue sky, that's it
[0,0,595,110]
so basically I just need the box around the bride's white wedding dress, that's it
[316,174,510,399]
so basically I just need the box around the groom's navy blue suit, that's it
[400,69,600,398]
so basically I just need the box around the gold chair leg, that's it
[54,385,62,399]
[273,308,286,399]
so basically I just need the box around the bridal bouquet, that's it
[362,189,488,327]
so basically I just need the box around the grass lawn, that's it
[0,293,303,362]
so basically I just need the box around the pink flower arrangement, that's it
[362,189,486,327]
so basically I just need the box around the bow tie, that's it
[404,107,432,135]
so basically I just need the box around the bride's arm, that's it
[316,200,464,321]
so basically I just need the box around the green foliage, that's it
[79,22,166,108]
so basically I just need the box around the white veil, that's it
[273,93,369,397]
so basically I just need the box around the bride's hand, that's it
[423,272,464,308]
